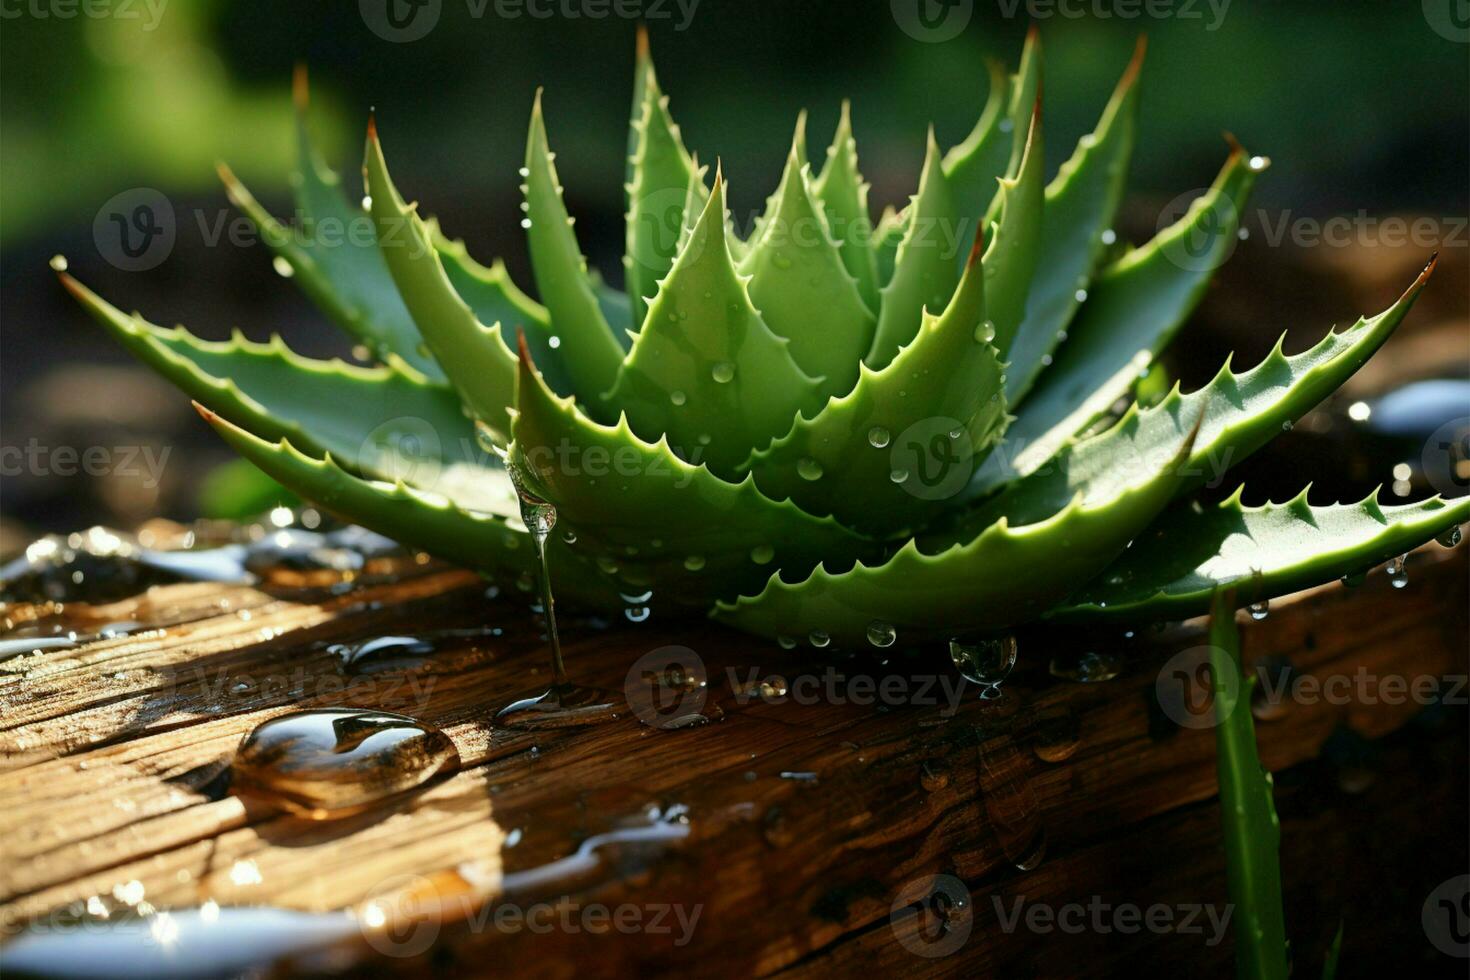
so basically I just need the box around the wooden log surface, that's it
[1,539,1466,977]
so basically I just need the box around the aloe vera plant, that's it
[60,31,1467,646]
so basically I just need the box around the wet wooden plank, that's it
[1,542,1466,976]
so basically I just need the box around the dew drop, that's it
[975,319,996,343]
[711,361,735,383]
[889,469,909,484]
[670,390,687,406]
[1099,229,1117,245]
[797,458,824,481]
[1073,288,1088,303]
[865,620,896,648]
[1248,599,1270,621]
[750,544,775,565]
[949,636,1016,699]
[867,426,891,449]
[1437,526,1463,548]
[683,555,706,571]
[561,530,577,544]
[49,254,69,272]
[231,709,459,818]
[776,635,797,650]
[1386,555,1408,589]
[808,629,831,649]
[272,256,295,278]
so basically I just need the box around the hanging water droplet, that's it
[808,629,831,649]
[975,319,996,343]
[1248,599,1270,621]
[1386,555,1408,589]
[272,256,294,278]
[1099,229,1117,245]
[797,458,824,481]
[889,469,909,484]
[866,620,896,648]
[949,636,1017,699]
[683,555,706,571]
[776,635,797,650]
[867,426,891,449]
[1280,420,1293,431]
[231,709,459,818]
[1073,288,1088,303]
[561,530,577,544]
[670,390,687,406]
[361,195,373,211]
[750,544,775,565]
[1437,526,1463,548]
[50,254,69,272]
[710,361,735,383]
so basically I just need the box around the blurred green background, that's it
[2,0,1467,537]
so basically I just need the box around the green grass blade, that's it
[1208,589,1289,980]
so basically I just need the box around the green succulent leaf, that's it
[424,219,578,395]
[866,131,961,369]
[1005,39,1143,401]
[739,134,876,397]
[872,205,904,286]
[947,262,1432,541]
[523,91,629,410]
[199,406,628,610]
[365,125,518,444]
[1051,488,1470,623]
[813,101,881,313]
[716,418,1199,644]
[606,173,828,475]
[969,144,1261,499]
[981,96,1044,356]
[740,233,1005,538]
[624,60,696,331]
[511,339,877,608]
[942,58,1010,271]
[1208,589,1290,980]
[59,273,516,513]
[216,70,440,382]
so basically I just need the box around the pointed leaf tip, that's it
[292,63,309,111]
[635,22,649,58]
[366,113,378,143]
[191,400,218,424]
[515,325,534,367]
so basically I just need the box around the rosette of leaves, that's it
[61,31,1468,647]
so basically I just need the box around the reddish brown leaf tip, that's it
[292,64,309,112]
[966,226,986,270]
[636,23,650,59]
[1122,35,1147,87]
[366,113,378,143]
[192,401,219,424]
[515,326,534,369]
[55,270,83,298]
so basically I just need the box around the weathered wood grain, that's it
[1,542,1466,977]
